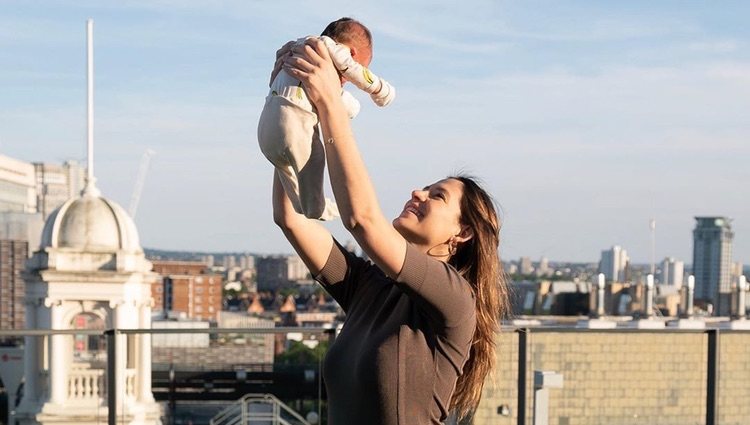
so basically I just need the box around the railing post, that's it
[106,329,116,425]
[533,371,564,425]
[168,363,176,424]
[321,327,336,422]
[517,328,528,425]
[706,329,719,425]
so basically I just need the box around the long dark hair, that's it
[447,175,510,419]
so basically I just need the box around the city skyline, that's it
[1,1,748,263]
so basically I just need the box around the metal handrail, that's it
[209,393,310,425]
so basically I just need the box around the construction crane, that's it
[128,148,155,219]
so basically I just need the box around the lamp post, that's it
[645,275,655,318]
[596,273,606,318]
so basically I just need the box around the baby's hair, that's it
[321,17,372,49]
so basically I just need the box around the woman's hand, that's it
[283,38,342,111]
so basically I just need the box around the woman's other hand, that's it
[283,38,342,111]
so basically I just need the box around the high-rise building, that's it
[0,239,28,330]
[599,245,629,282]
[256,254,310,290]
[693,217,734,315]
[661,257,684,287]
[0,154,37,213]
[536,257,550,277]
[519,257,533,275]
[239,254,255,270]
[0,211,44,254]
[222,255,237,269]
[33,160,86,220]
[0,155,44,255]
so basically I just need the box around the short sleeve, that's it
[313,239,371,312]
[395,244,475,330]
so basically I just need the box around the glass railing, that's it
[0,326,332,425]
[2,326,749,425]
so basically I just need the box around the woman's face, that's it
[393,178,465,249]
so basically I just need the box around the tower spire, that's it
[82,18,100,197]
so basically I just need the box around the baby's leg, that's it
[296,124,339,220]
[258,96,315,216]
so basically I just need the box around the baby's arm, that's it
[320,36,396,107]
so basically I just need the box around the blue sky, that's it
[1,1,748,264]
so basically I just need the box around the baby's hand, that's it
[269,40,294,87]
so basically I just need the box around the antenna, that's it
[82,19,100,197]
[650,218,656,276]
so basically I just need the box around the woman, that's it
[271,36,509,424]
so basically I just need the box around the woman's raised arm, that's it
[283,40,407,278]
[272,170,333,275]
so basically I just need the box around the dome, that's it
[40,193,141,252]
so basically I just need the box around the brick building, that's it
[0,239,28,330]
[151,260,223,322]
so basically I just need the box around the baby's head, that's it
[321,17,373,67]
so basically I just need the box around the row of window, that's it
[194,306,215,313]
[153,286,217,294]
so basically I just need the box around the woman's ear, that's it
[455,225,474,244]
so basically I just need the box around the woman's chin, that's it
[392,214,412,230]
[393,218,420,243]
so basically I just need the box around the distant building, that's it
[731,261,744,280]
[0,156,85,255]
[256,255,310,291]
[599,245,629,282]
[536,256,550,277]
[33,160,86,220]
[151,260,223,321]
[0,239,28,331]
[0,211,44,254]
[0,154,37,213]
[693,217,734,315]
[239,254,255,270]
[661,257,684,287]
[519,256,533,275]
[222,255,237,269]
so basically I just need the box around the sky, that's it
[1,1,748,264]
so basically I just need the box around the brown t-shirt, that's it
[314,240,476,424]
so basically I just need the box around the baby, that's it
[258,18,395,220]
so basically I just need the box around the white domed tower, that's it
[15,20,161,425]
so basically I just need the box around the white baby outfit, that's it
[258,35,395,220]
